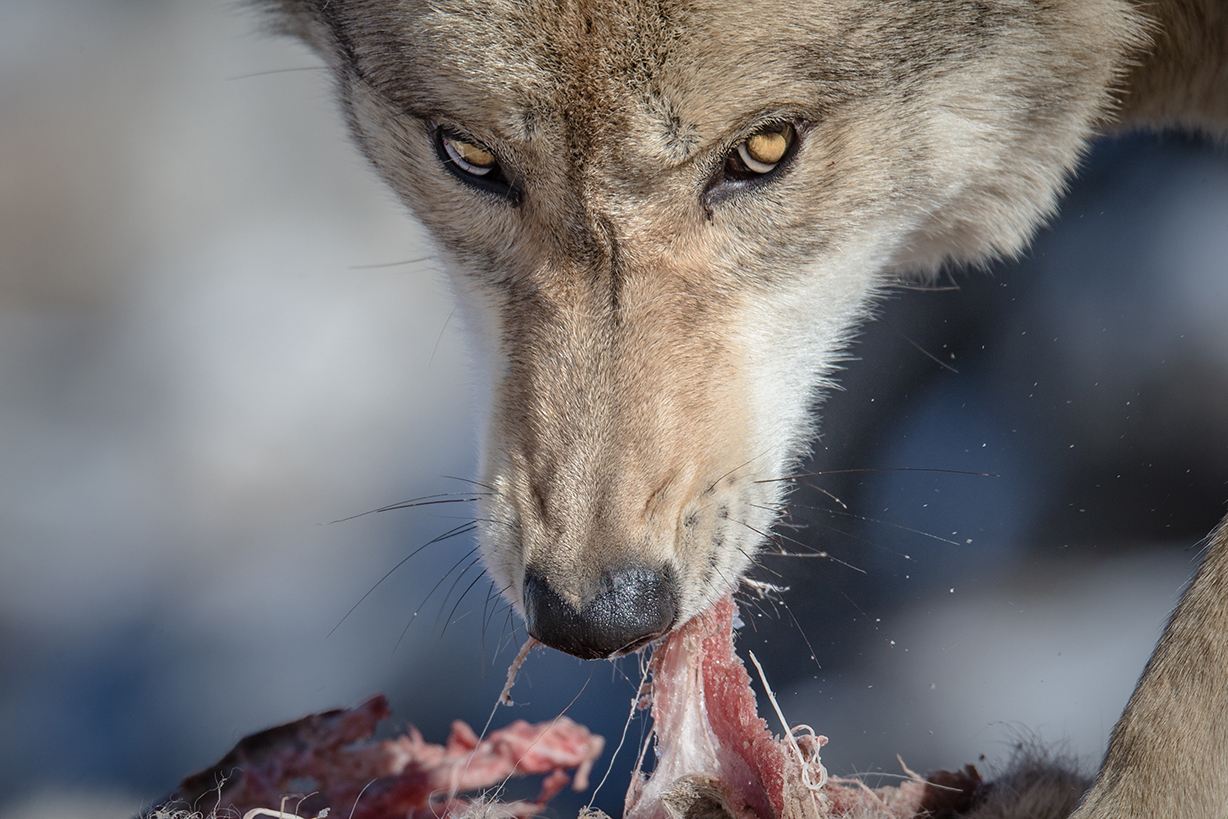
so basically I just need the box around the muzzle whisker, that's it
[494,605,518,661]
[790,499,961,546]
[754,466,998,484]
[800,518,916,563]
[428,549,481,624]
[708,561,738,597]
[328,494,485,525]
[225,65,330,81]
[735,592,769,631]
[704,449,775,495]
[779,598,824,672]
[758,548,868,574]
[733,518,868,575]
[441,474,499,493]
[438,556,487,638]
[799,481,850,511]
[393,544,479,653]
[736,545,784,580]
[327,521,477,638]
[347,254,439,270]
[480,581,512,663]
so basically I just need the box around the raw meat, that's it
[625,596,982,819]
[152,694,604,819]
[149,596,993,819]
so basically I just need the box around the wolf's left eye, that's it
[704,123,800,209]
[726,124,796,179]
[432,126,518,202]
[442,134,496,175]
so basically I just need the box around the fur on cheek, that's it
[733,241,890,483]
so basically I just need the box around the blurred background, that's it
[1,2,1225,817]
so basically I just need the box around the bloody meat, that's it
[625,595,981,819]
[151,596,985,819]
[154,695,604,819]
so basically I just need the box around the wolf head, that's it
[259,0,1143,658]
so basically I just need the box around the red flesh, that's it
[163,695,604,819]
[626,595,970,819]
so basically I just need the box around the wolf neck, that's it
[1117,0,1228,136]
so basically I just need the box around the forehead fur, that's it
[273,0,902,162]
[263,0,1105,170]
[263,0,1144,264]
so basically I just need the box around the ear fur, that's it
[246,0,333,56]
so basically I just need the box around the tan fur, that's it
[255,0,1228,815]
[1115,0,1228,136]
[1070,519,1228,819]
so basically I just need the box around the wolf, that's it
[255,0,1225,815]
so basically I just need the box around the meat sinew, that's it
[152,597,987,819]
[625,595,974,819]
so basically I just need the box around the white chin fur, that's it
[734,235,893,488]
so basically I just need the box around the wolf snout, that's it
[523,566,678,659]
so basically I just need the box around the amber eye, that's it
[432,125,518,202]
[703,121,801,208]
[729,124,795,176]
[441,134,497,176]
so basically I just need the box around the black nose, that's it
[523,566,677,659]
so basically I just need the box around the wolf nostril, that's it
[523,566,677,660]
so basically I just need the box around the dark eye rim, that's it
[431,125,521,205]
[702,121,804,210]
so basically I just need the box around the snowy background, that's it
[2,2,1226,817]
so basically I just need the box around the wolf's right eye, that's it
[726,124,796,180]
[703,122,800,209]
[432,126,519,203]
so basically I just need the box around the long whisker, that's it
[735,518,868,574]
[348,254,437,270]
[737,545,783,580]
[393,545,479,653]
[758,549,868,574]
[756,466,997,484]
[704,449,773,495]
[327,521,477,637]
[432,515,518,530]
[752,499,939,560]
[780,598,823,672]
[803,482,849,510]
[493,605,521,661]
[481,582,513,662]
[794,501,961,546]
[887,323,960,374]
[736,593,767,631]
[443,475,498,492]
[428,308,457,367]
[710,561,738,595]
[329,494,485,525]
[890,282,963,293]
[226,65,329,81]
[440,559,488,637]
[766,511,916,562]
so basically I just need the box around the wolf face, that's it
[259,0,1143,658]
